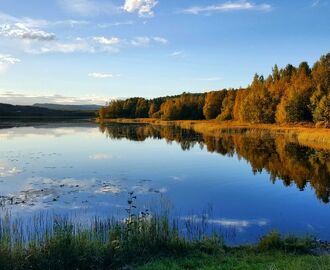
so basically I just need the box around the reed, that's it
[0,195,224,270]
[0,210,323,270]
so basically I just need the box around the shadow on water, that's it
[99,123,330,204]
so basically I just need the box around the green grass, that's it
[138,251,330,270]
[0,212,328,270]
[0,194,328,270]
[139,231,329,270]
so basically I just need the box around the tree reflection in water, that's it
[99,123,330,203]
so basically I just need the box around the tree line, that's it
[0,103,95,118]
[98,53,330,127]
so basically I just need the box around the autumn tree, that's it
[233,89,248,122]
[314,94,330,127]
[310,53,330,123]
[276,62,313,123]
[160,99,180,120]
[217,90,237,121]
[160,93,205,120]
[97,53,330,128]
[98,107,107,119]
[123,98,138,117]
[135,98,149,118]
[241,74,277,123]
[203,90,227,119]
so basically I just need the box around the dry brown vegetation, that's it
[98,118,330,151]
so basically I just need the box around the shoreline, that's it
[0,212,329,269]
[97,118,330,151]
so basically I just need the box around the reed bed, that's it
[0,212,223,270]
[0,204,322,270]
[0,210,322,270]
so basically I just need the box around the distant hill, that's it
[33,103,102,111]
[0,103,95,118]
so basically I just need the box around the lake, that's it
[0,120,330,244]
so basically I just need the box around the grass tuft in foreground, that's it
[0,213,224,270]
[0,194,328,270]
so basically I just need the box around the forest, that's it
[98,53,330,128]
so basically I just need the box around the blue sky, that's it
[0,0,329,105]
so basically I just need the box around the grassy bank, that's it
[98,118,330,151]
[138,251,330,270]
[0,211,329,270]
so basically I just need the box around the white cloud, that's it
[0,12,88,47]
[88,72,119,79]
[182,215,269,228]
[170,175,185,181]
[17,34,167,55]
[0,54,20,73]
[170,50,184,57]
[93,36,121,45]
[89,153,112,160]
[0,11,88,30]
[0,12,48,28]
[0,23,55,41]
[26,37,121,54]
[0,90,110,105]
[0,54,20,65]
[31,41,94,54]
[153,37,168,44]
[207,218,268,227]
[0,162,22,177]
[131,36,151,46]
[131,36,167,47]
[181,1,272,15]
[123,0,158,17]
[97,182,122,193]
[0,12,55,41]
[97,21,134,28]
[0,11,167,55]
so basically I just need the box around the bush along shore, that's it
[0,193,330,270]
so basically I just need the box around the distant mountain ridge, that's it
[0,103,95,118]
[33,103,102,111]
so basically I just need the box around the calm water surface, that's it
[0,121,330,244]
